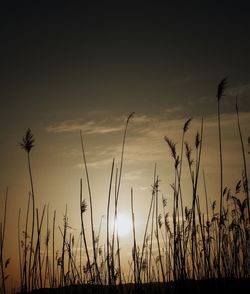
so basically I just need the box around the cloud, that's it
[46,119,124,135]
[100,112,249,168]
[132,114,153,124]
[164,106,182,114]
[123,169,146,181]
[76,158,114,169]
[48,111,250,173]
[69,114,188,169]
[203,112,250,128]
[227,83,250,96]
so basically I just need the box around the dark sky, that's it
[1,1,250,196]
[1,1,250,132]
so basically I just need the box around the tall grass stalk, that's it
[80,179,93,284]
[235,96,250,219]
[155,177,165,283]
[52,210,56,287]
[0,188,8,294]
[111,168,118,284]
[149,181,156,282]
[44,205,50,288]
[109,113,134,284]
[130,188,138,285]
[191,120,203,279]
[35,207,45,289]
[203,170,212,277]
[178,118,192,279]
[22,193,30,291]
[116,226,122,284]
[217,78,227,277]
[20,128,35,291]
[60,206,67,287]
[114,113,135,284]
[18,208,22,292]
[115,112,135,209]
[138,164,156,282]
[164,136,179,280]
[80,131,102,284]
[106,159,115,285]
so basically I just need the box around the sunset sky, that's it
[0,1,250,287]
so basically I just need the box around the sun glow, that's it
[114,213,132,237]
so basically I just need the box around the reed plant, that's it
[216,78,227,277]
[80,131,102,284]
[79,178,93,283]
[20,128,35,291]
[106,159,115,285]
[0,188,8,294]
[9,80,250,293]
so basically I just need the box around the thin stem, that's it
[80,178,94,284]
[28,152,35,292]
[218,98,223,278]
[236,96,250,219]
[0,188,8,294]
[52,210,56,287]
[106,159,115,285]
[80,131,102,284]
[18,208,23,292]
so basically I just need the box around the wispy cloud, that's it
[76,158,113,169]
[46,119,123,135]
[202,112,250,128]
[48,111,250,172]
[103,112,248,166]
[123,169,146,181]
[164,106,182,115]
[227,83,250,96]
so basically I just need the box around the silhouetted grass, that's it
[0,188,8,294]
[1,80,250,294]
[29,278,250,294]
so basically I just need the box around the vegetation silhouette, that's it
[0,80,250,294]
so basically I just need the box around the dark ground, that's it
[29,279,250,294]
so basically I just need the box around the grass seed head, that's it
[127,112,135,124]
[81,199,87,213]
[20,128,35,153]
[164,136,177,160]
[183,118,192,133]
[217,77,228,101]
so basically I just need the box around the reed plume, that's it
[216,77,227,277]
[20,128,36,291]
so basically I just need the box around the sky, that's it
[0,1,250,289]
